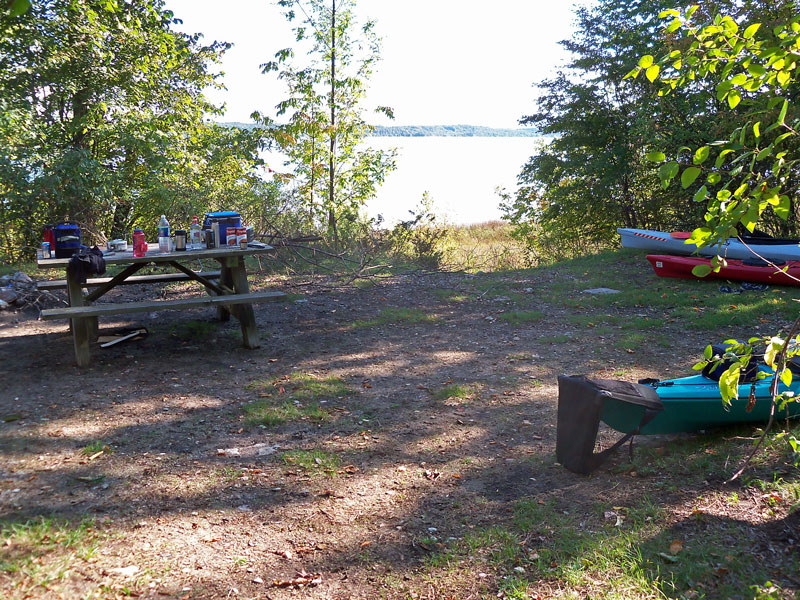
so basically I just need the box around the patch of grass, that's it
[498,310,544,325]
[167,320,218,341]
[0,517,103,590]
[244,372,352,427]
[351,306,438,329]
[221,467,243,481]
[432,288,470,302]
[433,384,477,402]
[507,353,537,361]
[615,332,647,351]
[448,221,532,272]
[81,440,112,456]
[539,334,570,344]
[351,279,376,289]
[244,400,329,427]
[282,449,341,476]
[423,491,800,599]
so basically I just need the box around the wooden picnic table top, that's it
[36,243,275,268]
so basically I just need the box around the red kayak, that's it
[646,254,800,286]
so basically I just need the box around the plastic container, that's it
[202,211,241,245]
[54,221,81,258]
[158,215,170,253]
[133,229,147,257]
[43,225,55,249]
[190,216,203,250]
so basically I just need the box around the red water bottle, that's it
[43,225,55,248]
[133,228,147,257]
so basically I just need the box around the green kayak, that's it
[601,370,800,435]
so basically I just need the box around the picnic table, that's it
[37,244,285,367]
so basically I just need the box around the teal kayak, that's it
[600,371,800,435]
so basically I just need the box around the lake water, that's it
[365,136,539,225]
[265,136,543,226]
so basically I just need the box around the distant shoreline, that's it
[220,122,538,138]
[368,125,538,137]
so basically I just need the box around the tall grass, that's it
[447,221,533,272]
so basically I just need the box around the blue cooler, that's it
[203,211,241,244]
[54,221,82,258]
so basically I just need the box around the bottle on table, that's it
[211,219,220,250]
[133,228,147,257]
[158,214,170,253]
[189,216,203,250]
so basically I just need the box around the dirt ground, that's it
[1,266,798,599]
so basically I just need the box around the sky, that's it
[164,0,585,129]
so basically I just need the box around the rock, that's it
[11,272,33,285]
[0,299,9,310]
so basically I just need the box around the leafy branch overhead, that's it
[627,7,800,252]
[628,5,800,466]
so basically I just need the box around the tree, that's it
[0,0,266,259]
[259,0,396,243]
[630,5,800,469]
[506,0,795,258]
[507,0,703,256]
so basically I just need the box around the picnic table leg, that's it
[228,256,260,349]
[66,276,91,367]
[216,264,233,322]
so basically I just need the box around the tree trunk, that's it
[110,147,137,239]
[328,0,337,246]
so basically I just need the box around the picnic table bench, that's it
[37,244,284,367]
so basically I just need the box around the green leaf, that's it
[743,23,761,39]
[742,204,760,231]
[658,161,680,183]
[753,121,761,139]
[776,195,791,219]
[638,55,654,68]
[707,173,722,184]
[681,166,702,188]
[686,5,699,18]
[779,99,788,123]
[716,81,733,101]
[9,0,31,16]
[693,146,710,164]
[692,264,713,277]
[730,72,747,85]
[623,67,641,79]
[756,145,772,161]
[714,149,734,168]
[747,63,767,77]
[693,185,708,202]
[728,89,742,108]
[646,151,666,162]
[719,366,740,404]
[646,64,661,82]
[659,9,680,18]
[781,367,793,387]
[666,18,682,34]
[764,337,784,368]
[704,345,714,360]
